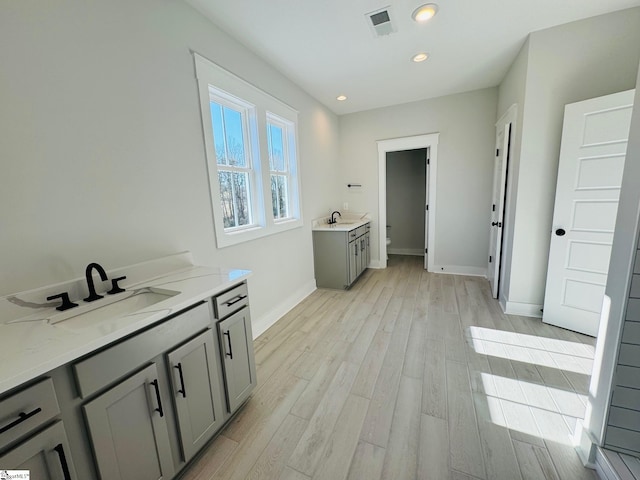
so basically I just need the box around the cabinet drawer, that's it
[0,420,77,478]
[213,282,249,319]
[348,229,358,240]
[74,301,211,398]
[355,225,367,238]
[0,378,60,450]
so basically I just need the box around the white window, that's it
[267,113,298,222]
[194,54,302,248]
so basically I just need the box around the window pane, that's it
[210,101,247,167]
[219,170,252,228]
[271,174,289,219]
[210,102,227,166]
[223,107,246,167]
[233,172,251,226]
[268,124,285,172]
[218,171,235,228]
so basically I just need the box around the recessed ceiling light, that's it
[336,95,347,101]
[412,3,439,22]
[412,53,429,63]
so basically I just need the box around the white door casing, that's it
[424,146,431,270]
[543,89,635,337]
[488,104,516,299]
[488,124,510,298]
[377,134,439,269]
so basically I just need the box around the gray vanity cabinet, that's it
[0,421,76,480]
[83,364,174,480]
[167,329,225,461]
[217,307,256,413]
[313,222,370,289]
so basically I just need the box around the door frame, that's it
[487,103,518,300]
[489,104,516,298]
[378,133,439,269]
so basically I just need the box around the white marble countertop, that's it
[312,212,370,232]
[0,253,251,395]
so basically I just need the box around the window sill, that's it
[215,217,303,248]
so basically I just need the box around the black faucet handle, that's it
[46,292,79,312]
[107,276,127,295]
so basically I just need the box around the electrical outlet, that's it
[343,202,349,211]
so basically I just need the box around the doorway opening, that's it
[386,149,427,260]
[378,134,439,269]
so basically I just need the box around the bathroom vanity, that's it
[312,216,371,289]
[0,253,256,480]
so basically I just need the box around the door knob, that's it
[555,228,566,236]
[491,222,502,227]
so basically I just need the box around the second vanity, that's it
[0,253,256,480]
[312,214,371,289]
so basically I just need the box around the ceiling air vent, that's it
[366,6,397,37]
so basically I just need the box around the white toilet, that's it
[386,226,391,259]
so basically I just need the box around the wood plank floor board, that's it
[422,338,448,419]
[350,329,392,399]
[287,362,360,476]
[359,295,414,448]
[311,394,370,480]
[183,256,602,480]
[472,392,523,480]
[402,316,428,379]
[180,435,238,480]
[380,375,422,480]
[418,414,451,480]
[512,439,560,480]
[211,376,309,480]
[446,360,486,479]
[245,415,308,480]
[345,441,385,480]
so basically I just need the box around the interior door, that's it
[488,123,510,298]
[543,89,635,336]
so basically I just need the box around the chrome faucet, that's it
[83,262,108,302]
[329,211,341,224]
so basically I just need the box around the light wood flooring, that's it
[182,255,600,480]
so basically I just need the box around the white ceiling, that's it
[186,0,640,115]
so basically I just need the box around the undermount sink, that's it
[47,287,179,328]
[4,287,180,330]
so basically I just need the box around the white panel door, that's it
[543,89,634,336]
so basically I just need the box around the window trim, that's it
[194,53,303,248]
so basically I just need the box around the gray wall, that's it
[0,0,341,331]
[386,149,426,255]
[582,67,640,453]
[496,7,640,311]
[340,88,498,273]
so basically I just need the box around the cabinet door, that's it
[348,240,358,285]
[365,232,370,268]
[167,329,225,462]
[218,307,257,413]
[83,364,174,480]
[0,421,76,480]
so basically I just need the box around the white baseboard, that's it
[251,280,316,339]
[428,265,487,277]
[574,422,598,468]
[503,301,543,318]
[388,248,424,256]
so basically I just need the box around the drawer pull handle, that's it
[174,363,186,398]
[224,294,247,307]
[54,443,72,480]
[0,407,42,435]
[223,331,233,359]
[150,380,164,417]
